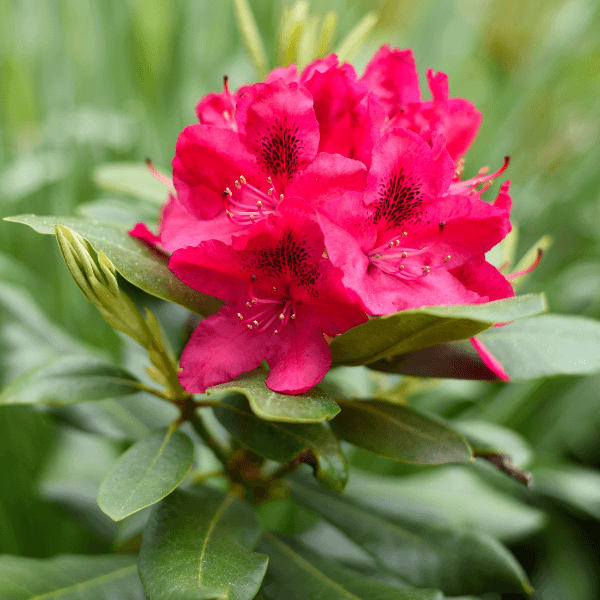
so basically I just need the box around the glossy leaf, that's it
[4,215,223,317]
[0,554,144,600]
[98,426,194,521]
[330,294,547,365]
[93,162,168,204]
[139,488,268,600]
[330,400,472,464]
[258,532,442,600]
[207,370,340,423]
[0,355,140,406]
[475,314,600,379]
[213,394,347,492]
[288,479,533,596]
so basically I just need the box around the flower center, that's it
[366,222,450,280]
[236,281,296,334]
[223,175,283,227]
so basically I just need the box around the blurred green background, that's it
[1,1,599,598]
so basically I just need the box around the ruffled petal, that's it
[302,62,385,165]
[244,80,320,193]
[265,64,300,84]
[265,312,332,394]
[179,303,268,393]
[301,54,339,83]
[287,153,367,206]
[172,124,256,220]
[360,45,421,117]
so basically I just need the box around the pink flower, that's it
[161,79,366,252]
[169,201,367,394]
[361,45,482,161]
[317,129,514,315]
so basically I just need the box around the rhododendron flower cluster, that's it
[131,45,514,395]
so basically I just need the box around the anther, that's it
[291,313,296,320]
[267,176,272,184]
[399,265,405,271]
[274,329,279,334]
[237,313,244,319]
[257,201,263,208]
[247,324,253,329]
[235,180,241,189]
[401,231,407,237]
[279,313,285,320]
[273,287,277,291]
[249,215,255,221]
[280,194,284,201]
[422,266,431,274]
[253,320,259,326]
[223,110,230,121]
[478,166,490,176]
[224,187,232,196]
[443,255,451,262]
[246,302,252,307]
[395,240,401,246]
[401,252,407,258]
[268,188,273,195]
[239,175,246,184]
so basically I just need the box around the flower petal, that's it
[265,313,332,394]
[172,124,256,219]
[364,129,455,231]
[195,78,236,129]
[287,153,367,206]
[129,222,161,248]
[244,80,320,193]
[160,194,248,251]
[303,62,385,166]
[179,304,268,393]
[169,241,248,303]
[360,45,421,116]
[444,98,482,160]
[450,255,515,301]
[265,64,300,84]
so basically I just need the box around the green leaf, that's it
[533,463,600,520]
[4,215,223,317]
[93,162,168,204]
[288,479,533,596]
[344,467,546,544]
[139,488,268,600]
[213,394,347,492]
[258,532,442,600]
[98,425,194,521]
[475,314,600,379]
[330,400,473,464]
[0,554,144,600]
[207,370,339,423]
[0,355,140,406]
[330,294,547,366]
